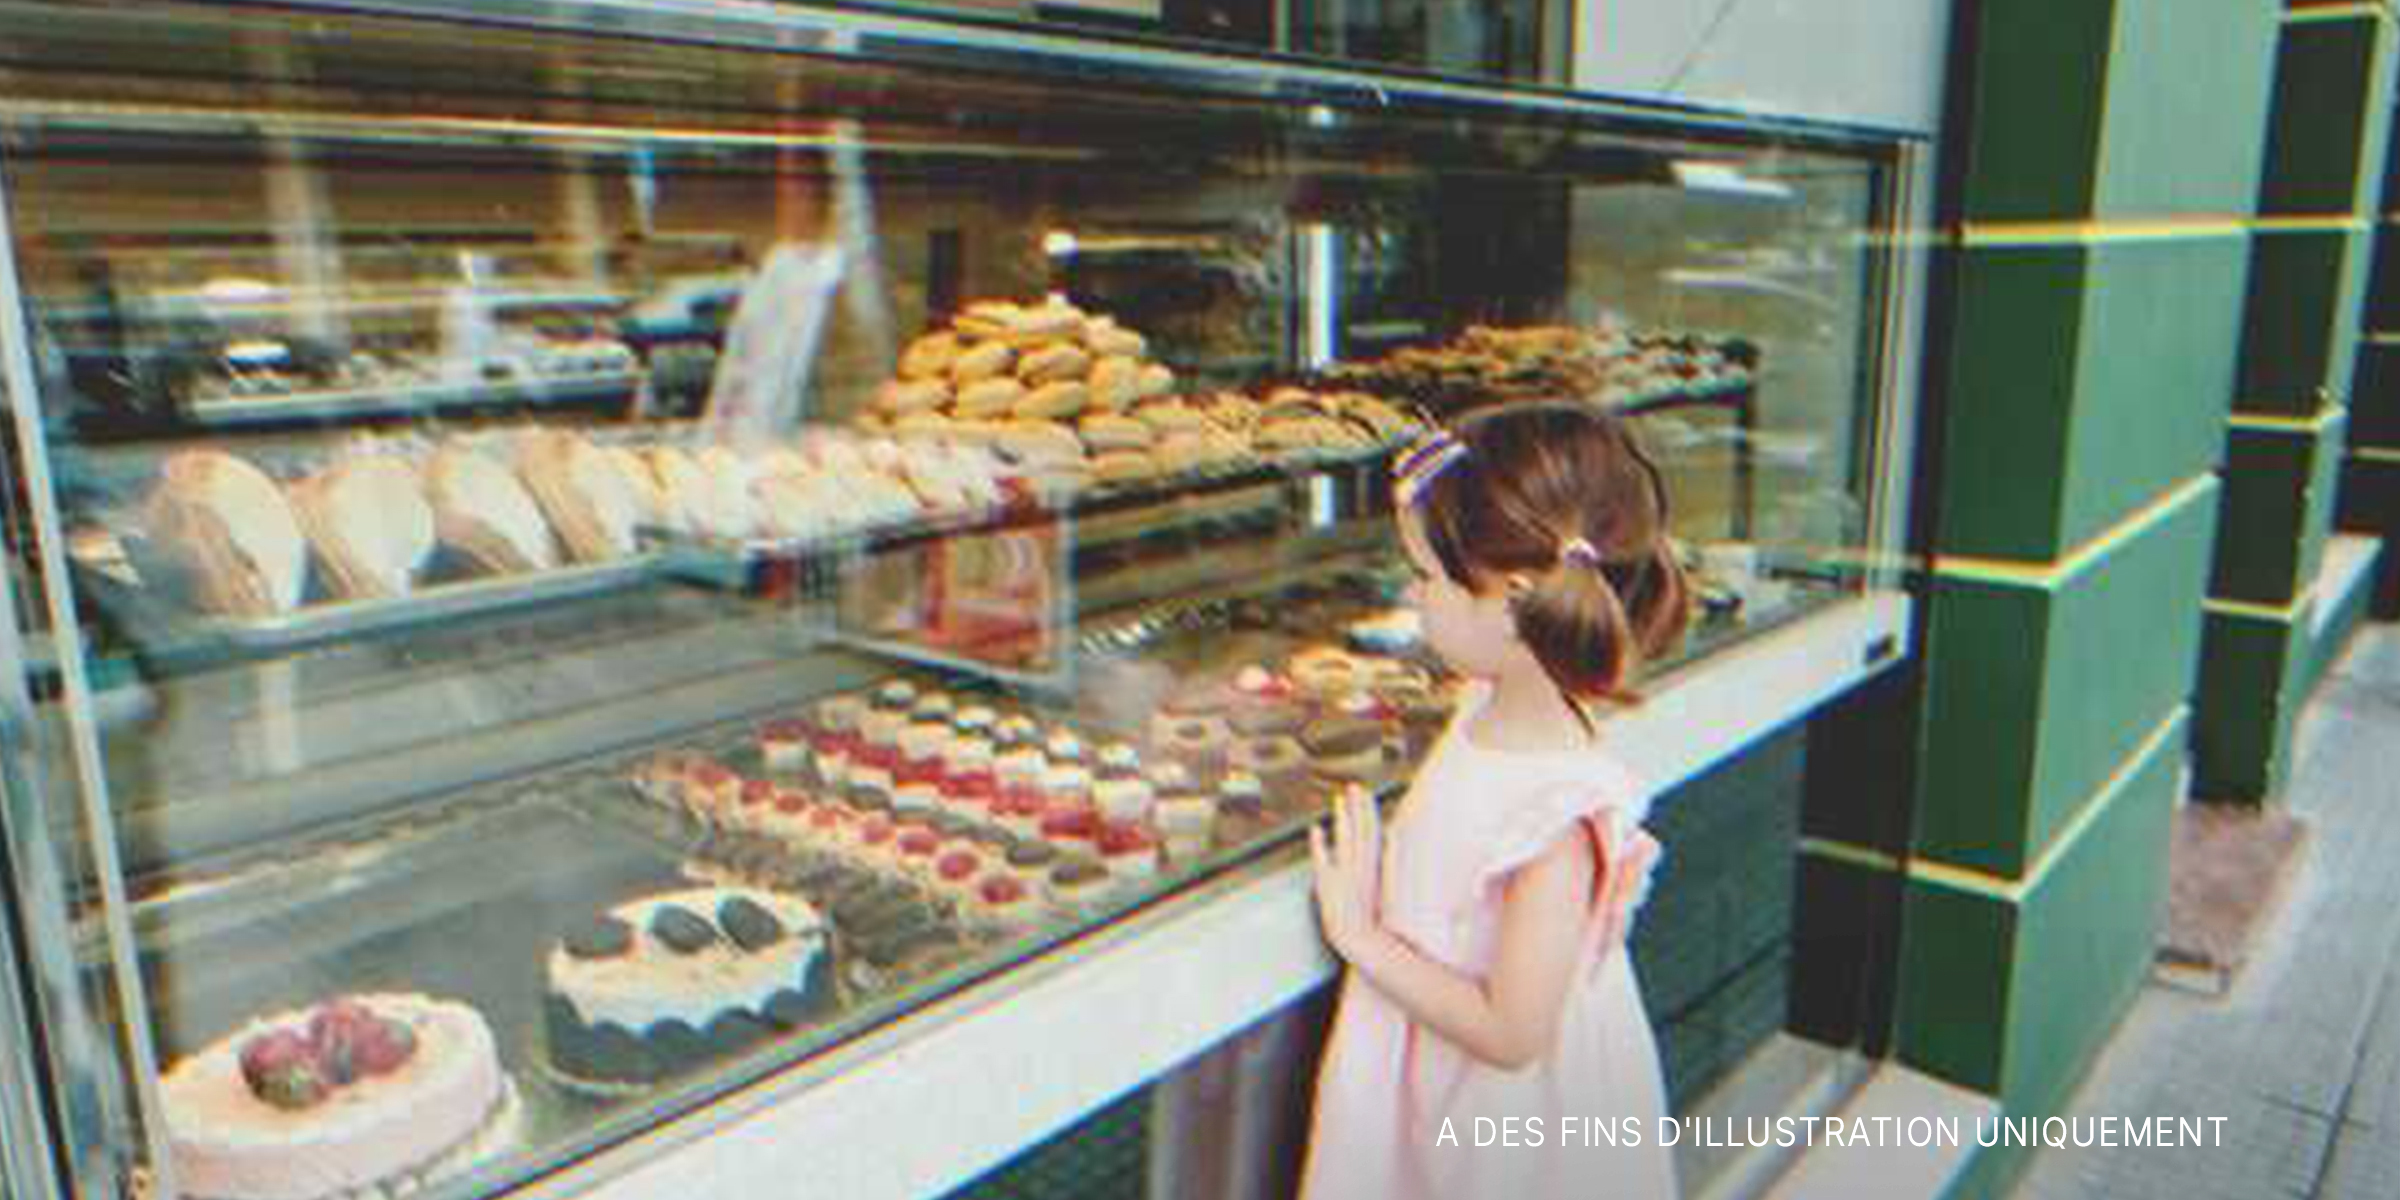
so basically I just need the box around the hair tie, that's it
[1392,427,1468,507]
[1559,537,1604,569]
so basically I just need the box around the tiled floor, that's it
[2011,626,2400,1200]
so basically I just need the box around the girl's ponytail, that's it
[1406,402,1694,715]
[1509,532,1691,713]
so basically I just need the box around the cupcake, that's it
[1040,763,1094,809]
[1093,777,1156,825]
[1095,741,1144,780]
[1045,731,1086,764]
[1217,770,1267,818]
[994,714,1042,749]
[944,739,1000,803]
[814,694,868,751]
[857,707,907,773]
[953,704,999,739]
[1154,791,1218,860]
[994,788,1050,839]
[873,680,919,712]
[683,759,742,823]
[732,778,782,833]
[893,782,943,817]
[912,691,957,725]
[1097,822,1161,884]
[760,719,812,772]
[1145,760,1195,794]
[898,722,952,787]
[995,745,1048,790]
[1039,805,1101,850]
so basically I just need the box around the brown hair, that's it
[1407,402,1691,712]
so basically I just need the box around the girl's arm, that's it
[1310,789,1652,1070]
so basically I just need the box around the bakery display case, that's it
[0,3,1924,1200]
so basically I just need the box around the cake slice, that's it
[515,431,641,563]
[289,456,438,601]
[143,450,309,617]
[422,446,558,575]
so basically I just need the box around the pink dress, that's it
[1300,688,1678,1200]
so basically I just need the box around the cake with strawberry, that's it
[160,993,517,1200]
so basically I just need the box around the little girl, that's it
[1301,402,1688,1200]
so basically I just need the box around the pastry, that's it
[516,432,643,563]
[1289,645,1368,698]
[1082,319,1147,359]
[899,332,962,380]
[1088,355,1144,411]
[144,450,310,617]
[993,419,1086,466]
[1093,778,1155,824]
[876,379,951,417]
[422,447,557,575]
[759,720,811,772]
[954,377,1028,419]
[1090,450,1158,484]
[1079,412,1155,453]
[1230,735,1308,780]
[1150,713,1232,765]
[1097,822,1160,883]
[1302,717,1387,780]
[950,341,1017,384]
[1217,771,1266,817]
[1038,805,1101,850]
[290,456,437,601]
[1134,363,1175,401]
[161,994,517,1200]
[1013,381,1090,421]
[1016,344,1093,386]
[546,887,830,1086]
[1154,791,1217,858]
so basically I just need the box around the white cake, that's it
[158,994,516,1200]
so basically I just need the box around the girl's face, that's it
[1398,510,1523,680]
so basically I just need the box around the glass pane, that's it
[0,4,1905,1198]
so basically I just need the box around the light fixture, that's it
[1670,160,1794,200]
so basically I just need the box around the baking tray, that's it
[74,538,660,661]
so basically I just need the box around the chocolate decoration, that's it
[647,1019,710,1074]
[719,897,786,952]
[564,915,636,961]
[1006,842,1061,870]
[592,1023,665,1084]
[649,905,719,955]
[763,988,818,1030]
[703,1011,774,1055]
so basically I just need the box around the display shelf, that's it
[0,4,1919,1198]
[536,592,1912,1200]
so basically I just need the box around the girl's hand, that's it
[1588,821,1661,959]
[1309,786,1383,960]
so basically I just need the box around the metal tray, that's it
[75,542,659,661]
